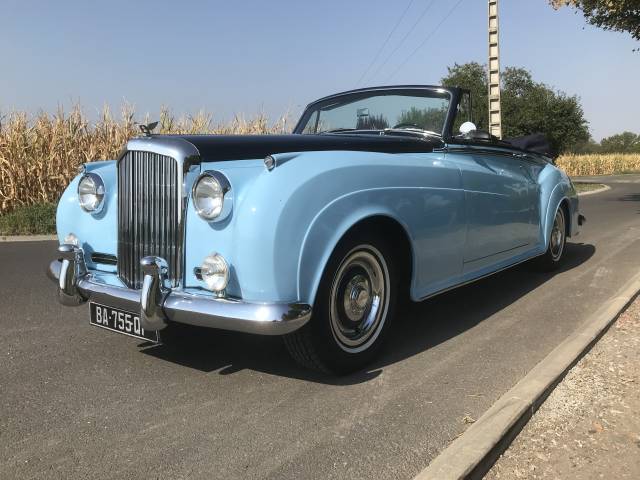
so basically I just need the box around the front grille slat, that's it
[117,150,181,289]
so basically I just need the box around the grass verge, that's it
[0,203,56,235]
[574,183,606,194]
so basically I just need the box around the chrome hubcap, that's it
[550,209,566,261]
[343,274,371,322]
[330,246,390,353]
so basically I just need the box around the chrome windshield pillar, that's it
[139,256,170,331]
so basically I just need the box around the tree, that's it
[572,137,602,154]
[550,1,640,42]
[398,106,448,132]
[356,114,389,130]
[600,131,640,152]
[442,62,488,131]
[441,63,590,155]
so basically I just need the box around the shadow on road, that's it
[616,193,640,214]
[618,194,640,201]
[141,242,596,385]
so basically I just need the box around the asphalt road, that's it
[1,176,639,480]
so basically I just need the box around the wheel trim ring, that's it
[329,245,390,354]
[550,208,566,261]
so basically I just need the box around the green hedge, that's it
[0,203,56,235]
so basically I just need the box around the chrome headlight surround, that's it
[77,172,105,214]
[192,171,232,222]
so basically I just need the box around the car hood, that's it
[168,134,442,162]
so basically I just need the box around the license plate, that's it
[90,302,158,342]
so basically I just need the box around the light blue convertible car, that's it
[48,85,584,373]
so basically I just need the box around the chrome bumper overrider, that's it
[47,245,312,335]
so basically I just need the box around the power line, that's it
[386,0,466,83]
[355,0,415,87]
[365,0,438,85]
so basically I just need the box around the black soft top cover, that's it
[505,133,554,158]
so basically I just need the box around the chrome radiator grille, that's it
[117,151,182,289]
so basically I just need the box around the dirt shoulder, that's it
[486,296,640,479]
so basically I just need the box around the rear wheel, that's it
[535,206,567,271]
[284,233,397,374]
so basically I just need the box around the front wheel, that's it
[535,206,567,271]
[284,233,397,374]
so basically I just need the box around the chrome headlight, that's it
[193,171,231,221]
[78,173,105,213]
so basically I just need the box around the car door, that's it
[446,145,537,270]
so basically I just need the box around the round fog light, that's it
[200,253,229,292]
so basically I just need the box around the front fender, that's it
[296,194,413,305]
[55,161,118,271]
[209,150,463,304]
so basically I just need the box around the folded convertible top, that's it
[505,133,554,158]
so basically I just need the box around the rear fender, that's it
[539,165,577,248]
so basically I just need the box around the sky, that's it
[1,0,638,141]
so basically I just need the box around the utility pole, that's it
[488,0,502,138]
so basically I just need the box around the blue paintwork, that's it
[56,141,580,305]
[56,161,119,274]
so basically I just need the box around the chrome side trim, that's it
[47,258,312,336]
[415,247,545,303]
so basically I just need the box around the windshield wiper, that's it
[382,127,441,138]
[319,128,363,134]
[318,127,442,138]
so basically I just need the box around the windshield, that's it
[296,90,451,136]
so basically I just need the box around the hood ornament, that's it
[137,121,159,137]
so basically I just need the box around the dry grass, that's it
[0,104,289,215]
[556,153,640,177]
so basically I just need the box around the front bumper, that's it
[47,245,312,335]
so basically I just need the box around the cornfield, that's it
[0,105,289,215]
[1,105,639,216]
[556,153,640,177]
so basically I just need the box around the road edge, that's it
[414,270,640,480]
[575,184,610,196]
[0,234,57,242]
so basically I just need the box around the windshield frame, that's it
[293,85,462,139]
